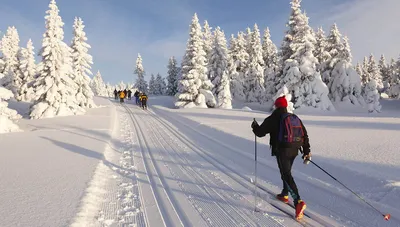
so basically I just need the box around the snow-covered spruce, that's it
[134,53,148,93]
[0,86,21,133]
[155,73,166,95]
[244,24,264,103]
[16,39,37,102]
[175,13,215,108]
[148,74,156,95]
[105,83,114,97]
[30,0,84,119]
[208,27,231,109]
[378,54,390,92]
[365,79,381,113]
[90,71,107,96]
[367,54,384,92]
[71,17,96,108]
[262,27,279,102]
[228,32,247,101]
[314,27,331,75]
[117,81,126,91]
[0,26,22,97]
[388,58,400,99]
[328,36,364,105]
[321,24,343,85]
[203,20,213,78]
[166,56,179,96]
[279,0,334,111]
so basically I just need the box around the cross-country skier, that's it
[251,96,311,220]
[134,90,140,105]
[139,93,148,109]
[114,89,118,100]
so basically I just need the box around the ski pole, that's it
[306,159,390,221]
[254,118,259,212]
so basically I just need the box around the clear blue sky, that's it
[1,0,398,85]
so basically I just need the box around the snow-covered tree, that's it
[71,17,95,108]
[327,36,364,105]
[314,27,331,72]
[279,0,334,110]
[16,39,36,102]
[322,24,344,85]
[117,81,126,91]
[0,87,21,133]
[388,58,400,99]
[262,27,279,102]
[105,83,114,97]
[365,79,381,113]
[367,54,384,92]
[148,74,156,95]
[228,32,248,101]
[208,27,231,109]
[203,20,213,66]
[245,24,264,103]
[273,85,294,113]
[175,13,215,108]
[361,56,370,85]
[134,53,147,93]
[90,71,107,96]
[166,56,179,96]
[30,0,83,119]
[0,26,22,96]
[378,54,390,91]
[155,73,166,95]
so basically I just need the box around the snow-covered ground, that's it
[1,96,399,226]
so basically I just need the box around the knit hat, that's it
[275,96,288,108]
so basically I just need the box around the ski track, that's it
[150,106,400,227]
[123,104,313,227]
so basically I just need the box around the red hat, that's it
[275,96,288,108]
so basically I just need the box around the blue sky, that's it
[1,0,399,85]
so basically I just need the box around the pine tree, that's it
[154,73,166,95]
[314,27,331,72]
[0,86,21,133]
[208,27,231,108]
[361,56,369,85]
[388,58,400,99]
[134,53,148,93]
[118,81,126,91]
[71,17,95,108]
[203,20,213,65]
[105,83,113,97]
[90,71,107,96]
[17,39,37,102]
[0,26,22,96]
[322,24,344,85]
[30,0,82,119]
[175,13,215,108]
[245,24,264,103]
[148,74,156,95]
[166,56,179,96]
[365,79,381,113]
[367,54,383,92]
[228,32,248,101]
[279,0,334,110]
[378,54,390,91]
[262,27,279,102]
[328,36,364,105]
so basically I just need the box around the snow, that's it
[2,94,400,226]
[0,97,115,226]
[0,86,21,133]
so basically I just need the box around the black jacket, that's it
[252,108,310,156]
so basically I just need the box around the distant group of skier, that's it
[113,89,148,109]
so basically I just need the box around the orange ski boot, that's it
[295,200,306,220]
[276,193,289,203]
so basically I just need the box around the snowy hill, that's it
[1,96,399,226]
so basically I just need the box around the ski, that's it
[250,178,309,224]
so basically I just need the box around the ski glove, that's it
[302,153,312,165]
[251,120,259,129]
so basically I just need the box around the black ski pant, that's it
[276,149,301,202]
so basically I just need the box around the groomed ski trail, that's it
[149,106,400,227]
[122,103,318,227]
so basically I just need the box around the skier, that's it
[114,89,118,100]
[119,90,126,103]
[139,93,148,109]
[251,96,311,220]
[127,90,132,100]
[134,90,140,105]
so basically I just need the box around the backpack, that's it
[278,113,304,148]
